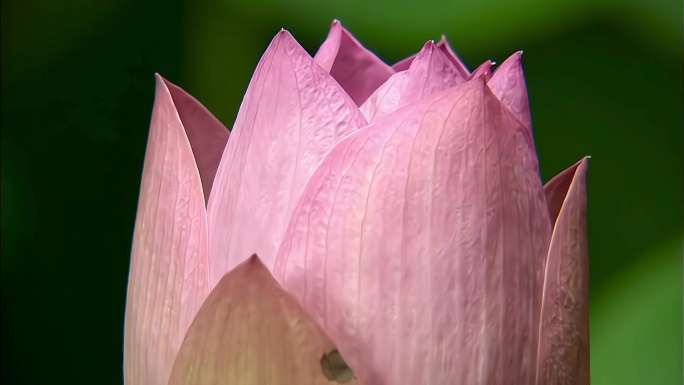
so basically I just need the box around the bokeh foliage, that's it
[1,0,681,384]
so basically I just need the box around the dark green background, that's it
[1,1,682,384]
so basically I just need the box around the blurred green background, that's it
[1,0,682,384]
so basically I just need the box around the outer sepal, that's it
[168,256,363,385]
[124,75,220,385]
[536,157,591,385]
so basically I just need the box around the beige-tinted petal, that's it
[168,256,363,385]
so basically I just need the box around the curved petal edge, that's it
[168,255,363,385]
[488,51,532,129]
[162,77,229,202]
[360,40,466,121]
[314,20,394,105]
[124,75,211,385]
[536,157,591,385]
[391,35,470,79]
[207,29,366,286]
[275,78,552,385]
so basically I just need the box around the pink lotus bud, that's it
[125,21,589,385]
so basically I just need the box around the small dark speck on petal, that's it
[320,349,354,383]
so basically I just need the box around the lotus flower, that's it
[124,20,590,385]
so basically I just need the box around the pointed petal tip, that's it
[269,28,303,53]
[208,24,366,281]
[570,156,591,174]
[245,254,268,269]
[273,28,299,43]
[487,49,532,128]
[549,157,590,184]
[153,73,168,89]
[127,69,213,385]
[152,73,172,101]
[543,156,591,226]
[576,155,591,177]
[212,254,275,290]
[328,18,353,36]
[156,75,179,91]
[499,50,524,69]
[168,249,345,385]
[415,40,436,56]
[225,254,272,283]
[472,60,494,80]
[154,74,187,98]
[537,155,590,385]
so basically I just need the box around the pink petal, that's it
[536,158,590,385]
[392,35,470,79]
[314,20,394,105]
[168,256,364,385]
[274,78,551,385]
[124,75,213,385]
[360,40,467,121]
[487,51,532,129]
[206,30,367,286]
[436,35,471,77]
[163,78,229,202]
[471,60,494,81]
[390,54,414,72]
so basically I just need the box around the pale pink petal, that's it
[274,78,551,385]
[168,256,364,385]
[487,51,532,129]
[314,20,394,105]
[207,30,367,286]
[391,36,470,79]
[163,78,229,202]
[360,40,467,121]
[124,75,212,385]
[437,35,471,77]
[471,60,494,81]
[391,54,414,72]
[536,158,590,385]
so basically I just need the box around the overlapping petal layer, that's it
[274,78,552,385]
[360,41,466,122]
[314,20,394,105]
[207,30,367,285]
[125,23,591,385]
[392,36,470,79]
[125,75,226,385]
[536,158,590,385]
[471,60,494,81]
[487,51,532,129]
[168,256,362,385]
[164,80,230,202]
